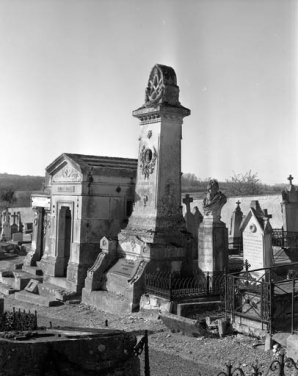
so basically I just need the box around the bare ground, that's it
[1,294,285,376]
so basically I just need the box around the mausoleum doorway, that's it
[57,205,72,277]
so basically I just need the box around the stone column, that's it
[198,180,228,274]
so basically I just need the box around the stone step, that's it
[22,265,43,276]
[45,276,79,294]
[14,291,64,307]
[37,282,78,302]
[0,282,18,295]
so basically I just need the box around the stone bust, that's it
[203,179,227,220]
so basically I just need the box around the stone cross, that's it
[288,175,294,185]
[263,209,272,220]
[11,212,18,225]
[235,200,241,211]
[183,194,193,214]
[244,259,251,272]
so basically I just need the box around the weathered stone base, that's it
[139,294,173,313]
[0,327,139,376]
[231,315,268,338]
[160,312,206,337]
[82,289,137,314]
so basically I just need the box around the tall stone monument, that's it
[198,180,228,274]
[228,200,243,254]
[281,175,298,232]
[118,64,191,269]
[83,64,191,312]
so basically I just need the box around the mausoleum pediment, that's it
[52,163,82,183]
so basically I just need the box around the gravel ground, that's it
[1,294,285,376]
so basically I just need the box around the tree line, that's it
[182,171,286,197]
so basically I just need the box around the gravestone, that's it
[198,180,228,274]
[0,208,11,241]
[183,194,194,233]
[240,201,273,279]
[228,200,243,254]
[281,175,298,232]
[10,212,18,236]
[24,207,45,266]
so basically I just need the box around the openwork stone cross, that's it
[183,194,193,214]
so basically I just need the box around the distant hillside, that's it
[0,173,44,191]
[0,173,44,208]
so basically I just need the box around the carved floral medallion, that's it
[139,146,157,179]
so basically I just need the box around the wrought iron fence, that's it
[145,270,225,301]
[134,330,150,376]
[225,264,298,335]
[214,349,298,376]
[272,229,298,249]
[0,307,37,332]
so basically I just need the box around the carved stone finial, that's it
[143,64,180,108]
[203,179,227,221]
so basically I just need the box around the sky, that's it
[0,0,297,185]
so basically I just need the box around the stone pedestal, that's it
[281,202,298,232]
[198,217,228,274]
[281,175,298,232]
[197,180,228,275]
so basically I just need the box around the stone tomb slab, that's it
[107,259,137,279]
[25,279,40,294]
[0,327,139,376]
[105,259,138,296]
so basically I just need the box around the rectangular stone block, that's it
[287,334,298,362]
[25,279,40,294]
[160,312,206,337]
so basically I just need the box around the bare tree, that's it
[226,170,263,196]
[0,188,16,208]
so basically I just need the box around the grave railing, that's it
[225,264,298,335]
[145,270,225,301]
[0,307,37,332]
[272,228,298,249]
[214,349,298,376]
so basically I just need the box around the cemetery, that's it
[0,64,298,374]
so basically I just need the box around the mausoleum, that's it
[26,153,137,294]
